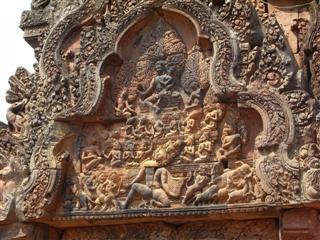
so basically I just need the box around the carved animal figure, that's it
[122,160,185,209]
[121,162,170,209]
[193,184,218,205]
[190,162,254,205]
[183,168,211,205]
[217,163,254,204]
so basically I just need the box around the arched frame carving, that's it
[2,0,318,225]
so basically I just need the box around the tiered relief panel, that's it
[1,0,320,239]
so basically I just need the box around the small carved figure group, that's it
[74,94,250,212]
[66,171,123,212]
[121,160,185,209]
[184,162,255,206]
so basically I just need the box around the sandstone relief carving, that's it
[1,1,320,238]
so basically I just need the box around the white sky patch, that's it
[0,1,36,123]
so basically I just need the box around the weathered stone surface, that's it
[282,209,320,240]
[62,220,278,240]
[1,0,320,238]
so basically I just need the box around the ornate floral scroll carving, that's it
[239,90,294,149]
[298,143,320,200]
[16,124,71,220]
[309,5,320,102]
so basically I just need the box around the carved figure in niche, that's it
[122,160,185,209]
[194,132,212,163]
[138,60,178,113]
[252,174,265,203]
[123,141,137,167]
[62,50,77,73]
[291,18,310,56]
[104,141,122,167]
[61,50,82,104]
[92,172,122,211]
[299,144,320,199]
[216,122,242,162]
[6,99,27,137]
[80,140,102,172]
[114,89,136,118]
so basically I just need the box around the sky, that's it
[0,1,36,123]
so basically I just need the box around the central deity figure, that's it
[138,60,179,113]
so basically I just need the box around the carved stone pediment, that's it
[2,0,320,237]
